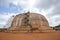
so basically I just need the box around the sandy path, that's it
[0,32,60,40]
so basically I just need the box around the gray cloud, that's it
[0,0,60,27]
[37,0,60,9]
[38,0,60,15]
[36,0,60,26]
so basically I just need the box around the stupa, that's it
[7,12,55,32]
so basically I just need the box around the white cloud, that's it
[0,13,18,28]
[0,0,60,27]
[8,0,41,13]
[47,15,60,26]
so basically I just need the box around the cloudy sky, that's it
[0,0,60,28]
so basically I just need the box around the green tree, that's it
[55,24,60,28]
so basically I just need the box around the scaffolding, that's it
[4,16,15,29]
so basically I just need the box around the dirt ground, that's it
[0,32,60,40]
